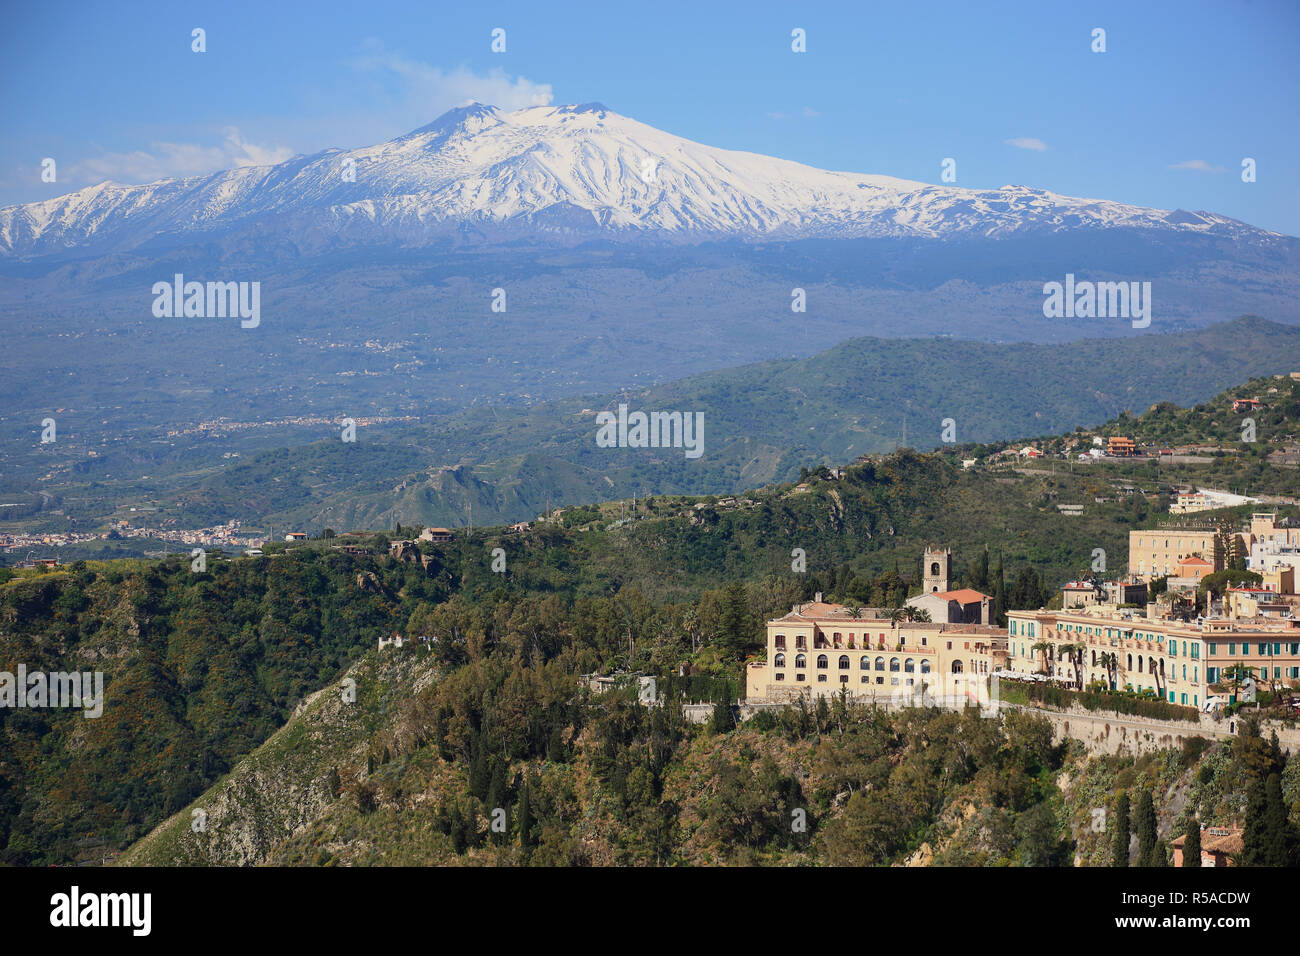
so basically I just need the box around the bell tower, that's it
[923,546,951,594]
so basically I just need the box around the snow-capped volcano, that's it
[0,102,1276,258]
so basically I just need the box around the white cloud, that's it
[348,39,553,114]
[766,108,819,121]
[72,128,296,186]
[40,44,556,195]
[1168,159,1227,173]
[1005,137,1048,152]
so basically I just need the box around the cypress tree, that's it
[1241,777,1269,866]
[1136,791,1158,866]
[992,552,1006,626]
[518,776,535,854]
[1112,792,1131,867]
[1268,733,1285,777]
[486,756,508,813]
[1182,814,1201,867]
[710,684,735,733]
[449,804,467,854]
[1153,839,1171,867]
[547,724,566,763]
[468,737,489,800]
[814,693,831,732]
[1263,773,1292,866]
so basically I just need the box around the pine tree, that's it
[719,581,751,656]
[1182,814,1201,867]
[1136,791,1158,866]
[1112,792,1131,867]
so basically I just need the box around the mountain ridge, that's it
[2,102,1286,259]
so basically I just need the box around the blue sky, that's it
[3,0,1298,235]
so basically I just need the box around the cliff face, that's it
[117,641,1282,868]
[119,651,439,866]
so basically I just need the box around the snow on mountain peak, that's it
[0,103,1280,258]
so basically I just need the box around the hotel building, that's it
[745,600,1007,702]
[1006,607,1300,710]
[1129,513,1300,582]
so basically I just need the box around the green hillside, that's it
[181,316,1300,531]
[2,375,1297,865]
[5,316,1298,544]
[117,642,1297,868]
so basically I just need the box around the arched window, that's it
[1138,657,1144,673]
[920,660,931,673]
[817,654,828,669]
[889,658,900,672]
[1127,654,1133,670]
[875,657,885,671]
[905,658,915,673]
[838,655,850,670]
[774,653,785,667]
[860,656,870,670]
[795,654,806,669]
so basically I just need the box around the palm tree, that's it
[1222,663,1249,704]
[1063,642,1087,690]
[1098,651,1119,691]
[1031,641,1052,676]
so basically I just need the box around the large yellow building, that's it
[1129,513,1300,582]
[1006,606,1300,710]
[745,600,1007,703]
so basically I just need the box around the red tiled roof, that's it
[933,589,990,604]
